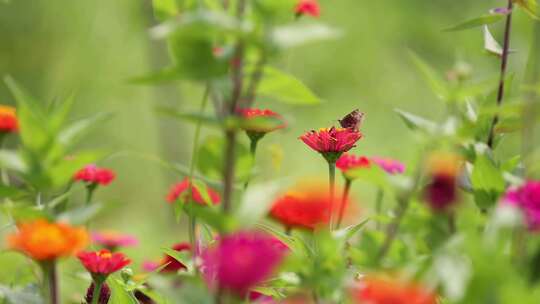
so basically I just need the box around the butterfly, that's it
[339,109,364,131]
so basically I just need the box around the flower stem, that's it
[222,130,237,214]
[335,179,351,229]
[85,184,97,205]
[43,261,59,304]
[374,189,384,230]
[91,280,103,304]
[244,137,260,190]
[486,0,513,148]
[328,161,336,229]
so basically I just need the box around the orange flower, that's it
[8,219,89,261]
[0,105,18,133]
[352,276,437,304]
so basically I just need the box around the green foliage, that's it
[444,14,505,32]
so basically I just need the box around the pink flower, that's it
[74,164,115,186]
[502,180,540,232]
[295,0,320,18]
[371,157,405,175]
[166,177,221,206]
[91,231,138,250]
[300,127,362,162]
[336,153,371,173]
[201,231,287,297]
[77,250,130,276]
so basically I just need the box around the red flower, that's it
[423,153,462,212]
[352,276,437,304]
[0,105,18,133]
[166,177,220,206]
[300,127,362,162]
[295,0,320,18]
[336,153,371,173]
[74,164,115,186]
[237,108,286,134]
[161,243,191,273]
[78,250,130,276]
[270,189,332,230]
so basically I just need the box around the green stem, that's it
[335,179,351,229]
[85,184,97,205]
[43,261,59,304]
[244,137,260,190]
[375,189,384,230]
[222,130,237,214]
[91,280,103,304]
[0,135,9,186]
[328,161,336,229]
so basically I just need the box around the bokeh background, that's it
[0,0,537,300]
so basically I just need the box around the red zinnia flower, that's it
[78,250,130,276]
[0,105,18,133]
[352,276,437,304]
[74,164,115,186]
[295,0,320,18]
[166,177,221,206]
[300,127,362,162]
[336,153,371,173]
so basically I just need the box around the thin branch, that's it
[487,0,514,148]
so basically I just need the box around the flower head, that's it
[300,127,362,162]
[0,105,18,133]
[74,164,115,186]
[237,108,286,134]
[423,153,462,212]
[142,243,191,273]
[78,250,130,276]
[295,0,320,18]
[8,219,88,261]
[201,231,287,297]
[336,153,371,174]
[371,157,406,175]
[502,180,540,232]
[91,230,138,251]
[166,177,220,206]
[352,276,437,304]
[85,282,111,304]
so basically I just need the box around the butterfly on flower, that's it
[339,109,365,132]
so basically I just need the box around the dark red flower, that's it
[166,177,220,206]
[336,153,371,173]
[295,0,320,18]
[423,153,462,212]
[0,105,18,133]
[300,127,362,162]
[161,243,191,273]
[352,276,437,304]
[78,250,130,276]
[85,282,111,304]
[74,165,115,186]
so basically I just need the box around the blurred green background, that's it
[0,0,537,300]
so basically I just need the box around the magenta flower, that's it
[370,157,405,175]
[336,153,371,173]
[91,231,138,251]
[502,180,540,232]
[201,231,287,297]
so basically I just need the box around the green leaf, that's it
[0,284,43,304]
[236,180,283,227]
[152,0,180,21]
[0,184,25,198]
[0,150,28,173]
[129,67,183,84]
[185,203,238,232]
[155,107,221,128]
[57,202,102,224]
[471,154,505,209]
[162,247,192,272]
[57,112,113,148]
[514,0,540,20]
[395,109,437,134]
[257,67,321,105]
[108,277,138,304]
[484,26,503,57]
[271,22,341,49]
[409,52,450,101]
[344,166,391,192]
[444,14,505,32]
